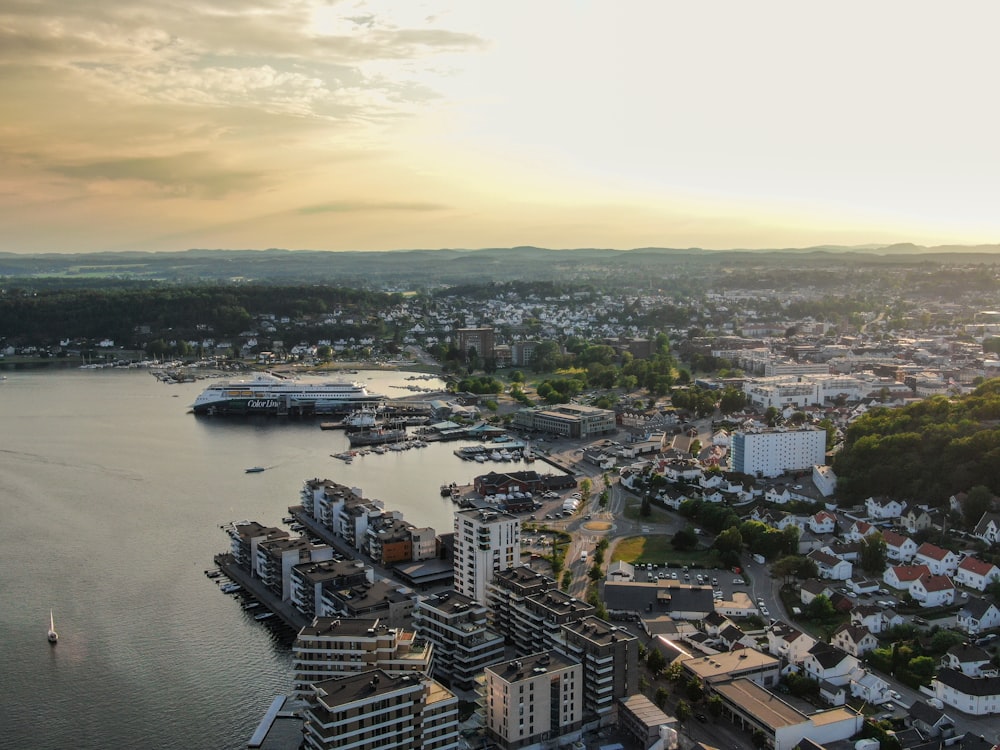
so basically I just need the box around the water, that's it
[0,367,524,750]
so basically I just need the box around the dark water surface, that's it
[0,368,503,750]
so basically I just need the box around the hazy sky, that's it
[3,1,999,253]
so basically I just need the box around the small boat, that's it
[47,610,58,644]
[245,466,266,474]
[254,612,275,621]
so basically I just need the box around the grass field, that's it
[622,500,674,525]
[611,535,721,568]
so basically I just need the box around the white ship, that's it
[191,373,384,416]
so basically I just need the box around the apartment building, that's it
[731,427,827,478]
[556,615,638,727]
[453,508,521,604]
[302,670,459,750]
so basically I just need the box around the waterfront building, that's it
[227,520,289,571]
[302,670,459,750]
[731,427,827,478]
[290,558,372,619]
[292,617,433,696]
[412,591,505,692]
[323,578,416,627]
[511,404,616,439]
[255,536,334,601]
[453,508,520,604]
[483,652,583,750]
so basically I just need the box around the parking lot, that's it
[634,563,751,605]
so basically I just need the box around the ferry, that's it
[191,373,384,417]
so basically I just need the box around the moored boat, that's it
[192,372,384,416]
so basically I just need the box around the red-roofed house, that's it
[846,520,878,543]
[911,573,956,608]
[955,557,1000,592]
[882,530,918,563]
[883,564,931,593]
[809,511,837,535]
[913,543,960,576]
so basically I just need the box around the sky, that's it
[3,1,1000,254]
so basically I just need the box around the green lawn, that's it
[623,499,674,525]
[612,535,721,568]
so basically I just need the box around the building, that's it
[932,669,1000,716]
[302,670,459,750]
[453,508,521,604]
[256,536,336,601]
[913,543,960,576]
[957,597,1000,635]
[412,591,506,692]
[730,427,827,478]
[511,404,616,439]
[292,617,433,695]
[681,650,781,689]
[973,511,1000,546]
[483,652,583,750]
[956,556,1000,591]
[712,679,864,750]
[557,616,638,727]
[454,327,495,361]
[290,558,373,619]
[618,694,677,750]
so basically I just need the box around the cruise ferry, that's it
[191,373,385,416]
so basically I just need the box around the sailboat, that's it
[47,610,58,644]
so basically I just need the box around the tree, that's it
[714,526,744,555]
[685,677,704,703]
[646,648,666,676]
[707,694,723,716]
[963,485,996,529]
[764,406,781,427]
[672,527,698,551]
[806,594,836,621]
[860,531,888,574]
[654,687,669,709]
[675,700,691,722]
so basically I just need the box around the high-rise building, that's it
[483,652,583,750]
[731,427,827,478]
[453,508,520,604]
[556,615,639,727]
[302,670,459,750]
[454,327,495,361]
[292,617,433,696]
[412,591,506,692]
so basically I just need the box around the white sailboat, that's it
[47,610,58,644]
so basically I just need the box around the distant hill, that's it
[1,244,999,288]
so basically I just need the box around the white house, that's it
[802,643,861,687]
[955,557,1000,592]
[765,487,793,505]
[910,573,956,608]
[933,669,1000,716]
[913,543,960,576]
[849,669,890,706]
[831,624,878,657]
[812,465,837,498]
[808,511,837,535]
[902,507,935,534]
[882,530,918,563]
[956,597,1000,635]
[866,496,906,521]
[883,564,931,593]
[850,605,903,635]
[845,520,877,543]
[766,621,817,665]
[940,644,995,678]
[800,579,835,605]
[973,511,1000,546]
[807,549,853,581]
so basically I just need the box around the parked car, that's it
[759,606,770,617]
[695,713,708,723]
[889,690,902,700]
[912,616,928,626]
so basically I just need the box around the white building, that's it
[453,508,521,604]
[913,543,960,576]
[484,652,583,750]
[955,557,1000,591]
[933,669,1000,716]
[731,427,827,479]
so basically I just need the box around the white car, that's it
[889,690,902,700]
[759,606,770,617]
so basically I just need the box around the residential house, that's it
[809,511,837,535]
[845,520,878,543]
[906,699,956,739]
[955,556,1000,592]
[766,621,817,666]
[802,643,861,687]
[849,670,890,706]
[913,543,960,576]
[940,643,995,677]
[882,530,918,563]
[845,577,879,596]
[807,548,853,580]
[831,623,878,657]
[866,496,906,521]
[910,573,956,608]
[956,597,1000,635]
[799,579,835,606]
[972,511,1000,546]
[902,506,935,534]
[883,564,931,593]
[850,605,903,635]
[933,669,1000,716]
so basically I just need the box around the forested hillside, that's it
[833,379,1000,505]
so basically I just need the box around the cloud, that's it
[297,201,448,215]
[47,152,265,198]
